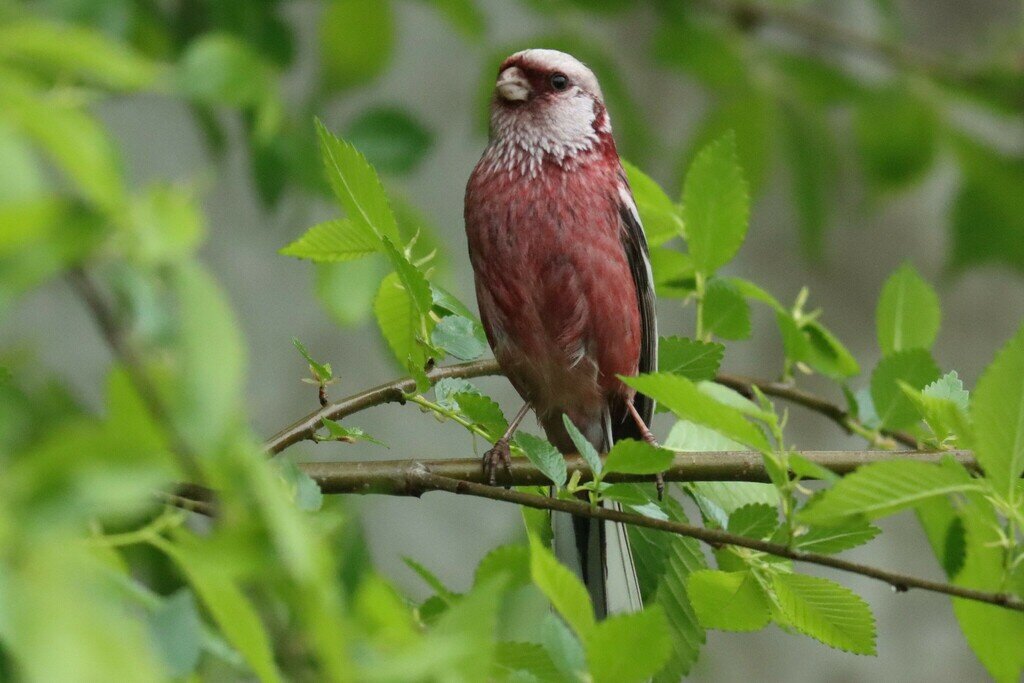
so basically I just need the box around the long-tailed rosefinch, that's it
[464,49,657,616]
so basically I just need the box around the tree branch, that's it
[408,470,1024,613]
[265,359,916,454]
[301,449,975,495]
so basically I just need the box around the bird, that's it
[463,48,657,617]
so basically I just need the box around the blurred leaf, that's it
[621,160,684,247]
[700,279,751,340]
[854,88,937,190]
[431,315,487,361]
[652,13,747,89]
[0,19,159,89]
[876,263,941,355]
[687,570,770,632]
[971,324,1024,494]
[799,459,978,525]
[316,258,385,327]
[280,219,380,262]
[563,414,601,476]
[793,520,881,554]
[604,439,673,476]
[682,132,749,275]
[422,0,487,39]
[650,247,696,298]
[682,91,773,195]
[126,184,204,264]
[658,337,723,381]
[623,374,771,454]
[475,545,531,590]
[404,557,457,602]
[780,103,836,258]
[177,34,274,107]
[870,349,941,430]
[585,608,672,683]
[147,589,202,678]
[771,52,865,104]
[273,457,324,511]
[319,0,394,90]
[529,534,594,638]
[345,107,433,174]
[726,503,777,539]
[771,573,876,654]
[516,433,567,489]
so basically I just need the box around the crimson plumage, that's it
[464,49,655,616]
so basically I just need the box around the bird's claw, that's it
[482,438,513,487]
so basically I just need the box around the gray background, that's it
[10,0,1024,680]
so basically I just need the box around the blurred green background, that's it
[2,0,1022,679]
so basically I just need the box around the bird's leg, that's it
[483,402,530,487]
[626,401,665,500]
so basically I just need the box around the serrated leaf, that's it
[726,503,777,539]
[622,160,684,246]
[922,371,969,411]
[876,263,941,355]
[971,324,1024,495]
[279,218,380,262]
[374,272,425,369]
[658,337,724,381]
[687,570,770,632]
[870,349,942,429]
[585,608,672,683]
[624,374,771,453]
[771,573,876,655]
[315,119,400,243]
[700,279,751,340]
[793,521,881,554]
[434,377,478,409]
[681,131,749,274]
[798,459,980,526]
[320,418,385,446]
[431,314,487,360]
[562,414,601,476]
[453,392,507,441]
[516,433,567,489]
[529,535,594,638]
[603,439,674,475]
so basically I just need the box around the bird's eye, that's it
[550,73,569,91]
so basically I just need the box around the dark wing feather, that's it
[612,171,657,443]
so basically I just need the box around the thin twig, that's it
[301,450,976,494]
[409,470,1024,613]
[68,268,204,481]
[265,359,915,454]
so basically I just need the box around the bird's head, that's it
[486,49,612,172]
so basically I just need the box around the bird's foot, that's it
[482,438,512,487]
[637,424,666,501]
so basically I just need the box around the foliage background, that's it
[3,0,1022,680]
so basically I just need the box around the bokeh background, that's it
[5,0,1023,680]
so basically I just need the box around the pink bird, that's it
[464,49,657,615]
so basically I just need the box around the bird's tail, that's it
[552,412,642,617]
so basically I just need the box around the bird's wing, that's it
[613,168,657,439]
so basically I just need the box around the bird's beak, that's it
[496,67,530,102]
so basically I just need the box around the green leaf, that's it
[799,459,979,526]
[658,337,723,381]
[603,439,674,475]
[788,452,841,483]
[972,325,1024,494]
[652,14,746,89]
[876,263,941,355]
[315,119,400,244]
[516,433,567,489]
[403,557,457,602]
[802,321,861,379]
[529,535,594,638]
[687,570,770,632]
[147,589,203,678]
[780,103,837,257]
[650,247,696,298]
[681,131,749,275]
[923,371,969,411]
[585,608,672,683]
[623,374,771,454]
[279,218,380,262]
[621,160,684,246]
[157,539,282,683]
[291,337,332,382]
[177,34,274,107]
[793,521,881,554]
[373,272,426,369]
[855,89,937,190]
[315,258,384,326]
[475,545,531,590]
[493,641,563,682]
[771,573,876,655]
[562,414,601,476]
[272,457,325,511]
[431,315,487,361]
[320,418,385,447]
[870,349,941,429]
[682,90,773,195]
[902,375,971,444]
[319,0,394,90]
[453,392,507,441]
[427,0,487,39]
[345,107,433,174]
[726,503,777,539]
[700,279,751,340]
